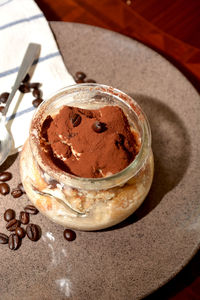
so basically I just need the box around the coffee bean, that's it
[4,209,15,222]
[22,73,30,83]
[0,106,4,113]
[0,171,12,181]
[26,224,39,241]
[0,182,10,195]
[75,71,86,80]
[19,211,29,224]
[63,229,76,241]
[32,88,41,98]
[85,79,96,83]
[0,233,9,244]
[92,121,107,133]
[19,83,30,93]
[71,113,81,127]
[28,82,41,89]
[24,205,38,215]
[8,234,20,250]
[15,227,25,238]
[11,188,23,198]
[0,92,9,103]
[6,219,20,231]
[76,78,84,84]
[32,98,43,108]
[18,182,26,194]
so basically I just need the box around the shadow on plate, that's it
[104,94,191,231]
[144,250,200,300]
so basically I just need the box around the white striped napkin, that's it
[0,0,75,153]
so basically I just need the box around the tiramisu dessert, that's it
[20,84,154,230]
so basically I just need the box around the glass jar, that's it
[20,84,154,230]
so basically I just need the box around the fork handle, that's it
[3,43,41,116]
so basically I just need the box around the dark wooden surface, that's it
[35,1,200,299]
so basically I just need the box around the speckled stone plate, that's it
[0,22,200,300]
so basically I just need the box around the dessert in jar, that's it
[20,84,154,230]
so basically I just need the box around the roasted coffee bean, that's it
[15,227,25,238]
[8,234,20,250]
[0,106,4,113]
[19,211,29,224]
[26,224,39,241]
[11,188,23,198]
[32,88,41,98]
[0,171,12,181]
[75,71,86,80]
[32,98,43,108]
[22,73,30,83]
[28,82,41,89]
[4,209,15,222]
[85,79,96,83]
[18,182,26,194]
[19,83,30,93]
[24,205,38,215]
[63,229,76,241]
[6,219,20,231]
[71,113,81,127]
[0,92,9,103]
[76,78,84,84]
[92,121,107,133]
[0,182,10,195]
[0,233,9,244]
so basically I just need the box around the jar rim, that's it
[29,83,152,190]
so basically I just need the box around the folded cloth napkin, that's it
[0,0,75,153]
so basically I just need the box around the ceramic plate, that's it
[0,22,199,300]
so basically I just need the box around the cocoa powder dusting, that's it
[40,105,140,178]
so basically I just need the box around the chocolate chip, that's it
[4,209,15,222]
[24,205,39,215]
[22,73,30,83]
[92,121,107,133]
[19,211,29,224]
[85,79,96,83]
[6,219,20,231]
[18,182,26,194]
[0,171,12,181]
[32,88,41,98]
[19,83,30,93]
[32,98,43,108]
[8,234,20,250]
[0,182,10,195]
[11,188,23,198]
[71,113,81,127]
[26,224,39,241]
[15,227,25,238]
[0,92,9,103]
[75,71,86,80]
[0,106,4,113]
[0,233,9,244]
[63,229,76,241]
